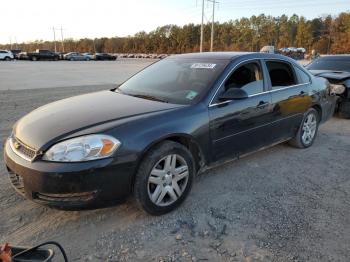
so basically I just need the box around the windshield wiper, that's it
[127,93,169,103]
[115,88,169,103]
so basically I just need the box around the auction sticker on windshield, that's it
[191,63,216,69]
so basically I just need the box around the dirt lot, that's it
[0,63,350,261]
[0,59,155,90]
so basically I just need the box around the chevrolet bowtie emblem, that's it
[13,141,21,149]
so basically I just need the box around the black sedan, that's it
[4,52,335,215]
[94,53,116,61]
[306,55,350,118]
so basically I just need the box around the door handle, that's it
[256,101,269,109]
[299,91,307,96]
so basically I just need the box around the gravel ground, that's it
[0,85,349,261]
[0,59,155,90]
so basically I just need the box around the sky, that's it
[0,0,349,44]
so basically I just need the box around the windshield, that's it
[307,58,350,72]
[117,58,228,105]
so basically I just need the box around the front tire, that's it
[134,141,195,215]
[289,108,319,148]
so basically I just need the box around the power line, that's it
[60,26,65,53]
[199,0,220,52]
[200,0,205,52]
[52,27,57,53]
[208,0,219,52]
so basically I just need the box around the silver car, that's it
[82,53,94,60]
[64,52,89,61]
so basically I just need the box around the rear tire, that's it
[289,108,319,148]
[134,141,195,215]
[31,56,37,61]
[5,57,11,61]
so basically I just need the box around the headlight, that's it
[329,84,345,95]
[42,134,121,162]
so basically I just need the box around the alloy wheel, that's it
[302,113,317,145]
[147,154,189,207]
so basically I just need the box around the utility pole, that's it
[200,0,204,52]
[60,26,65,52]
[208,0,219,52]
[52,27,57,53]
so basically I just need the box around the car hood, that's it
[14,90,182,150]
[309,70,350,81]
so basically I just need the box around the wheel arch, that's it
[311,104,322,121]
[130,133,206,192]
[143,134,205,171]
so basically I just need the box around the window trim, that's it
[263,59,299,90]
[209,58,312,108]
[209,58,266,107]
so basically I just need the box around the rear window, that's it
[307,58,350,72]
[266,61,297,88]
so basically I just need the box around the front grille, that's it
[7,168,25,196]
[34,191,97,203]
[10,136,37,161]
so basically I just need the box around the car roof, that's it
[169,52,294,62]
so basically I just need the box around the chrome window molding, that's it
[209,58,311,108]
[209,83,310,107]
[208,58,258,107]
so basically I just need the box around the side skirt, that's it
[197,137,293,175]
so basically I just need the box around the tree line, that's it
[2,12,349,54]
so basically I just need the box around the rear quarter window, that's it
[295,67,311,84]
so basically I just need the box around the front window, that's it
[118,58,228,105]
[224,61,264,96]
[307,58,350,72]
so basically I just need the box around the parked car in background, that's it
[82,53,94,60]
[157,54,168,59]
[10,49,22,59]
[17,52,28,60]
[63,52,89,61]
[55,52,66,60]
[94,53,116,61]
[4,52,335,215]
[260,46,276,54]
[0,50,14,61]
[307,55,350,118]
[26,49,59,61]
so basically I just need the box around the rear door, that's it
[209,59,274,161]
[263,60,312,141]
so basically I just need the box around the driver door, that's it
[209,60,274,161]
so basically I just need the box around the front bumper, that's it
[4,139,136,209]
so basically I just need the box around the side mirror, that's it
[218,88,248,101]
